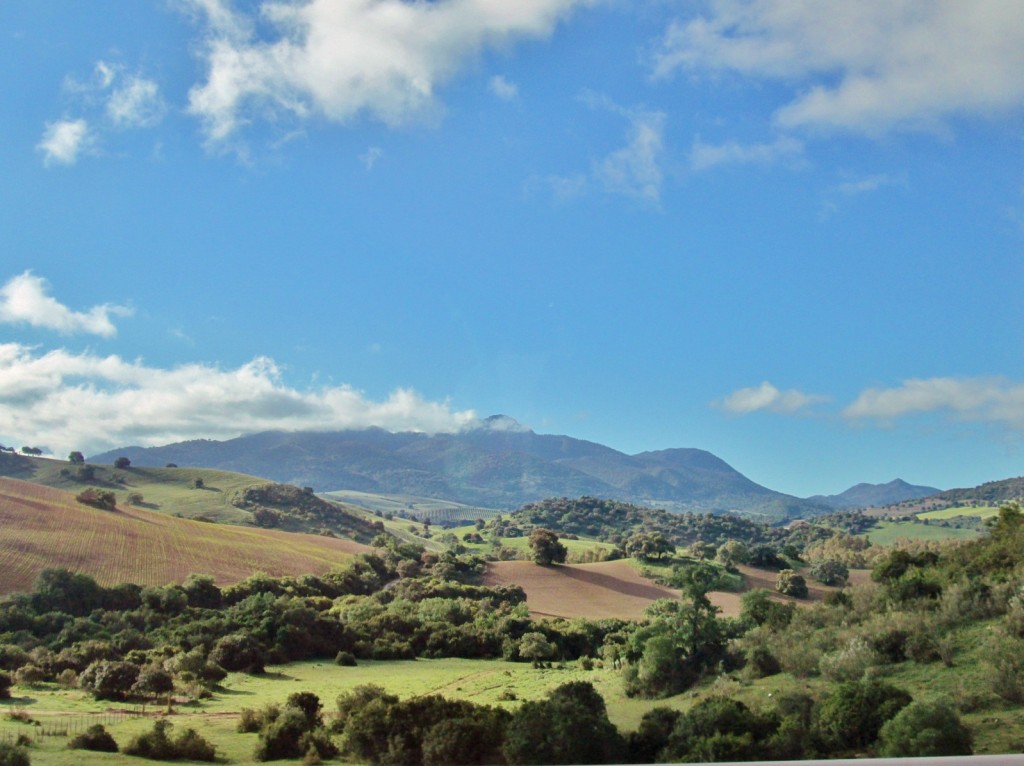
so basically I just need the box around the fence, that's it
[1,706,147,745]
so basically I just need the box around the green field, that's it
[323,490,501,525]
[918,505,1000,520]
[865,520,981,545]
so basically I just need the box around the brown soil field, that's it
[0,477,368,595]
[484,560,860,621]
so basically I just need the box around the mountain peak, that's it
[478,414,531,433]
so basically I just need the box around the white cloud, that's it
[0,343,478,458]
[184,0,593,143]
[107,75,167,128]
[489,75,519,101]
[655,1,1024,134]
[360,146,384,170]
[37,119,91,166]
[832,173,904,196]
[594,109,666,202]
[718,381,827,415]
[843,377,1024,428]
[690,135,803,171]
[0,272,131,337]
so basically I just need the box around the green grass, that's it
[918,505,1000,520]
[0,456,268,525]
[865,520,980,545]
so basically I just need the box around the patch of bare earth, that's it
[484,560,862,621]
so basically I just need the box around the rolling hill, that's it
[0,476,368,595]
[90,418,830,520]
[808,478,942,509]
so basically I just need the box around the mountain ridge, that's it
[808,478,942,509]
[90,420,831,520]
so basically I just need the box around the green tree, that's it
[814,679,912,752]
[517,632,557,668]
[809,559,849,586]
[878,699,972,757]
[775,569,808,598]
[528,528,567,566]
[68,450,84,464]
[113,456,131,469]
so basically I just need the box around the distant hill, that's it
[90,419,830,521]
[0,451,379,541]
[808,479,942,509]
[868,475,1024,517]
[0,476,367,596]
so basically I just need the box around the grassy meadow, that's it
[865,519,981,546]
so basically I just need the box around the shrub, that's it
[75,488,116,510]
[744,646,781,679]
[814,679,912,752]
[123,719,217,762]
[819,637,880,683]
[775,570,808,598]
[809,559,849,587]
[0,743,30,766]
[878,700,972,757]
[334,651,357,667]
[68,724,118,752]
[13,665,44,688]
[0,671,12,699]
[79,660,139,701]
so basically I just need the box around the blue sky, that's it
[2,0,1023,498]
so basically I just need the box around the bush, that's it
[809,559,849,586]
[334,651,357,667]
[775,570,808,598]
[814,679,912,752]
[75,488,116,510]
[0,743,30,766]
[819,637,880,683]
[68,724,118,752]
[79,660,139,701]
[0,671,12,699]
[123,719,217,762]
[878,700,972,757]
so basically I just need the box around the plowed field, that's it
[484,560,862,620]
[0,477,367,594]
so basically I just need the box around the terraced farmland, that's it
[0,477,368,595]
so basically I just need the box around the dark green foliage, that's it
[660,697,776,763]
[0,743,30,766]
[808,559,849,586]
[334,651,357,666]
[285,692,323,730]
[814,679,913,752]
[182,575,223,609]
[133,667,174,698]
[341,692,508,766]
[740,588,794,629]
[124,719,218,761]
[503,682,623,765]
[878,700,973,757]
[745,645,782,678]
[627,707,681,764]
[68,724,118,752]
[68,451,84,464]
[113,456,131,469]
[775,569,808,598]
[748,544,786,570]
[79,660,140,701]
[0,671,11,699]
[234,483,380,541]
[527,528,567,566]
[209,632,265,673]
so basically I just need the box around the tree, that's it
[809,559,849,586]
[20,446,42,456]
[775,569,808,598]
[193,477,205,489]
[814,679,912,752]
[113,456,131,469]
[878,700,972,757]
[517,632,556,668]
[528,528,567,566]
[68,451,84,464]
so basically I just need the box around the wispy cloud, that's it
[690,135,803,171]
[106,73,166,129]
[489,75,519,101]
[843,377,1024,428]
[0,272,132,337]
[717,381,828,415]
[37,119,91,166]
[541,95,667,204]
[183,0,593,144]
[654,1,1024,135]
[0,343,478,458]
[360,146,384,170]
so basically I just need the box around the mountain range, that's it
[90,417,933,521]
[807,479,941,509]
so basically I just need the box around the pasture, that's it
[865,519,980,546]
[0,477,366,594]
[917,505,1000,520]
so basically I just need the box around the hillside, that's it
[0,477,368,595]
[89,420,830,520]
[868,475,1024,517]
[0,451,379,541]
[808,478,941,509]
